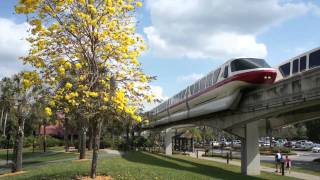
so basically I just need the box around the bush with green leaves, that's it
[37,136,64,147]
[23,136,37,147]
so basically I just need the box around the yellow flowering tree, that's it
[16,0,154,177]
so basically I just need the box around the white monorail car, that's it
[150,58,277,122]
[276,47,320,81]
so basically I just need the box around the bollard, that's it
[227,152,230,164]
[281,161,285,176]
[196,150,199,159]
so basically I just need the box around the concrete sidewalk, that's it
[190,151,319,180]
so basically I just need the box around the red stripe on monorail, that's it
[156,69,277,114]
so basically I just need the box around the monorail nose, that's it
[242,69,277,85]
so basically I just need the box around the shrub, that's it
[260,147,292,154]
[0,136,9,148]
[24,136,37,147]
[100,137,112,149]
[37,136,64,147]
[271,147,291,154]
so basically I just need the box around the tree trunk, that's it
[71,133,74,146]
[64,118,69,152]
[131,129,135,150]
[126,124,130,151]
[43,122,47,152]
[90,120,102,178]
[88,125,93,151]
[79,127,87,159]
[3,112,8,136]
[0,107,4,129]
[12,117,24,172]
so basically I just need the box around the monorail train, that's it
[276,47,320,81]
[150,58,277,122]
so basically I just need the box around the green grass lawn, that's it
[0,148,301,180]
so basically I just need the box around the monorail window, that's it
[190,85,195,95]
[212,68,221,84]
[309,50,320,68]
[206,73,214,87]
[300,56,306,71]
[292,59,299,74]
[231,58,271,72]
[200,78,206,90]
[195,81,200,93]
[223,66,228,78]
[279,63,290,77]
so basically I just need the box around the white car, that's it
[210,141,220,147]
[312,144,320,153]
[232,140,241,148]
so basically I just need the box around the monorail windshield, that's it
[231,58,270,72]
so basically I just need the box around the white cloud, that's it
[144,85,168,111]
[145,0,314,60]
[308,2,320,16]
[177,73,204,83]
[0,18,29,78]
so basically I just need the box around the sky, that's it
[0,0,320,110]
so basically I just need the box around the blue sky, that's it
[0,0,320,108]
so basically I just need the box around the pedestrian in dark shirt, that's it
[285,155,292,174]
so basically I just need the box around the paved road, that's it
[208,149,320,172]
[192,151,319,180]
[260,151,320,162]
[209,149,320,161]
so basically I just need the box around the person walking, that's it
[285,155,292,174]
[275,150,282,173]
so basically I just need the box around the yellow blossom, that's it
[75,63,82,69]
[45,107,53,116]
[65,82,73,89]
[136,2,143,7]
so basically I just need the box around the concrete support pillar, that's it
[241,121,260,176]
[165,128,174,155]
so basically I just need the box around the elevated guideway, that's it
[144,66,320,176]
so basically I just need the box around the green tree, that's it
[305,120,320,142]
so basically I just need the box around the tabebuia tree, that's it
[16,0,154,178]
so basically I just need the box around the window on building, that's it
[206,73,214,87]
[223,66,228,78]
[231,58,270,72]
[309,50,320,68]
[279,63,291,77]
[292,59,299,74]
[212,68,221,84]
[300,56,306,71]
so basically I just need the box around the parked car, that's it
[219,140,231,147]
[294,140,313,150]
[276,139,287,147]
[210,141,220,147]
[284,141,296,148]
[232,140,241,148]
[312,144,320,153]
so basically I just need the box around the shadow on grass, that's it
[122,151,266,180]
[0,150,60,160]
